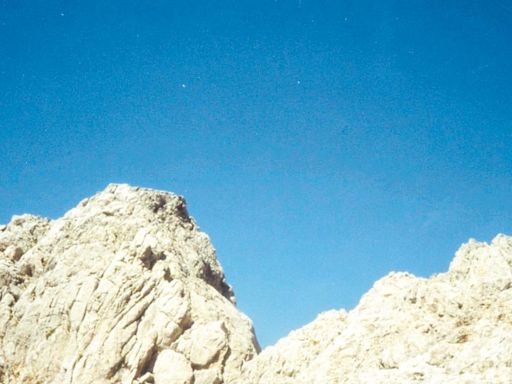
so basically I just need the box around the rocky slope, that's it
[238,236,512,384]
[1,184,511,383]
[0,184,259,383]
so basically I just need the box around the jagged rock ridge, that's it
[1,184,511,383]
[237,237,512,383]
[0,184,259,383]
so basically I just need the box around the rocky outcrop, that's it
[1,184,511,383]
[0,184,259,383]
[238,236,512,383]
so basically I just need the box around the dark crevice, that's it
[150,195,167,213]
[138,345,158,378]
[175,199,192,223]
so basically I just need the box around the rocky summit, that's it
[0,184,511,383]
[0,185,259,384]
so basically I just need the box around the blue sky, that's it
[1,1,511,347]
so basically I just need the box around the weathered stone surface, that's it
[153,349,193,384]
[194,367,222,384]
[0,184,259,383]
[238,235,512,383]
[174,320,228,368]
[1,184,512,383]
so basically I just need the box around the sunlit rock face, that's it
[0,184,259,384]
[1,184,512,383]
[238,236,512,384]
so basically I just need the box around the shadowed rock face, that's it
[0,184,259,384]
[1,184,512,383]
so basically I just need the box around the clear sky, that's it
[1,1,511,347]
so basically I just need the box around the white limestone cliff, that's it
[1,184,511,383]
[0,184,259,384]
[238,236,512,383]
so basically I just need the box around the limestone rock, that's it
[2,183,512,383]
[238,234,512,383]
[0,214,50,259]
[0,184,259,383]
[153,349,193,384]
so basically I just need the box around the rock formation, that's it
[0,184,259,383]
[238,236,512,383]
[1,184,511,383]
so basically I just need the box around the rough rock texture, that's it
[1,184,512,383]
[0,184,259,383]
[238,236,512,383]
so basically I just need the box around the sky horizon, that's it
[1,1,511,347]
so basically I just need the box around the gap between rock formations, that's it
[0,184,511,383]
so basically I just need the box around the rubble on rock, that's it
[1,184,511,383]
